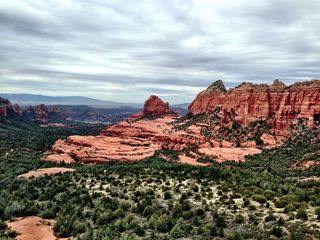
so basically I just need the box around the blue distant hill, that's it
[0,93,142,109]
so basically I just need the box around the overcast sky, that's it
[0,0,320,104]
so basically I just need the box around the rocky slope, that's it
[189,80,320,131]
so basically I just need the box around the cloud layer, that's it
[1,0,320,103]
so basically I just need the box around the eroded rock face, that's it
[189,80,320,131]
[13,104,23,116]
[34,104,49,122]
[46,115,210,163]
[103,116,207,150]
[0,97,23,117]
[0,98,65,122]
[48,135,158,163]
[143,95,174,116]
[0,97,11,117]
[25,104,50,122]
[46,108,266,164]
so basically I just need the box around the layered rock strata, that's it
[189,80,320,131]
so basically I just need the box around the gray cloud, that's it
[0,0,320,104]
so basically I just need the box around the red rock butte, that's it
[143,95,175,115]
[188,79,320,131]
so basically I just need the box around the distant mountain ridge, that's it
[0,93,142,108]
[0,96,138,124]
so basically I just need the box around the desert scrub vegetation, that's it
[0,118,319,239]
[172,110,272,146]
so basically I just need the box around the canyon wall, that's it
[188,80,320,131]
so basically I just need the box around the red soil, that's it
[178,154,209,166]
[199,147,262,163]
[18,167,76,178]
[7,216,68,240]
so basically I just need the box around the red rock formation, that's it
[34,104,49,122]
[189,80,320,131]
[46,111,265,164]
[48,79,320,165]
[13,104,23,116]
[46,114,209,164]
[0,97,11,117]
[143,95,174,116]
[46,93,213,163]
[103,116,207,150]
[0,98,66,122]
[0,97,23,117]
[47,85,299,165]
[24,104,50,122]
[47,135,158,163]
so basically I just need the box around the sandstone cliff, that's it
[188,80,320,131]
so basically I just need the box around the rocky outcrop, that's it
[13,104,23,116]
[46,95,212,164]
[0,97,23,117]
[189,80,320,131]
[24,105,68,123]
[34,104,49,122]
[46,114,210,164]
[0,97,55,122]
[0,98,137,124]
[45,111,266,164]
[0,96,61,122]
[24,104,50,123]
[0,97,12,117]
[143,95,174,116]
[47,135,157,163]
[103,116,207,150]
